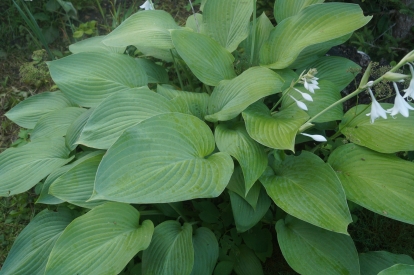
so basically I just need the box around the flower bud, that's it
[383,72,409,82]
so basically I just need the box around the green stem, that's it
[249,0,257,66]
[169,203,189,222]
[170,50,184,90]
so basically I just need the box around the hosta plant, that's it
[2,0,414,274]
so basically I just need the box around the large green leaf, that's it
[142,221,194,275]
[226,167,261,209]
[47,52,147,107]
[69,35,126,54]
[205,67,284,122]
[242,12,274,66]
[378,264,414,275]
[340,104,414,153]
[296,56,361,91]
[0,138,72,196]
[328,143,414,225]
[0,209,74,275]
[359,251,414,275]
[229,186,271,233]
[78,87,179,149]
[232,246,264,275]
[261,151,351,234]
[242,102,309,151]
[103,10,180,50]
[276,215,360,275]
[282,80,342,123]
[157,85,210,120]
[45,202,154,275]
[190,227,219,275]
[202,0,253,52]
[215,122,267,193]
[30,107,86,141]
[274,0,324,23]
[5,91,76,129]
[136,58,169,84]
[260,3,371,69]
[171,29,236,86]
[92,113,233,203]
[65,108,93,151]
[49,151,106,208]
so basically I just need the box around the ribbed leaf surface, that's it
[136,58,169,84]
[69,35,126,54]
[378,264,414,275]
[45,202,154,275]
[47,52,147,107]
[276,216,360,275]
[171,29,236,86]
[5,91,76,129]
[359,251,414,275]
[202,0,253,52]
[205,67,284,122]
[0,138,72,196]
[92,113,233,203]
[226,167,261,209]
[261,151,352,234]
[260,3,371,69]
[142,221,194,275]
[0,209,74,275]
[190,227,219,275]
[65,108,93,151]
[328,143,414,225]
[274,0,324,23]
[78,87,179,149]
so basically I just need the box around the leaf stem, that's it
[169,203,190,223]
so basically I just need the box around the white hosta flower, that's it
[289,95,308,111]
[403,63,414,100]
[301,133,327,142]
[140,0,154,10]
[366,88,387,123]
[294,88,313,101]
[303,77,320,93]
[387,82,414,117]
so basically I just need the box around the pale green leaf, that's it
[47,52,147,107]
[242,102,309,151]
[65,108,93,151]
[30,107,86,141]
[274,0,325,23]
[78,87,180,149]
[276,215,360,275]
[282,80,342,123]
[328,143,414,225]
[260,3,371,69]
[205,67,284,122]
[157,85,210,120]
[340,104,414,153]
[142,221,194,275]
[37,164,73,205]
[103,10,180,50]
[171,29,236,86]
[359,251,414,275]
[261,151,351,234]
[226,167,261,209]
[190,227,219,275]
[69,35,126,54]
[378,264,414,275]
[0,138,72,196]
[45,202,154,275]
[0,209,74,275]
[49,151,106,209]
[202,0,253,52]
[92,113,233,203]
[5,91,76,129]
[232,246,263,275]
[296,56,361,91]
[215,122,267,193]
[186,13,203,33]
[230,186,271,233]
[135,58,169,84]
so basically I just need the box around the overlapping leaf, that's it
[276,215,360,274]
[328,143,414,224]
[359,251,414,275]
[171,29,236,86]
[136,58,169,83]
[92,113,233,203]
[378,264,414,275]
[226,167,261,209]
[78,87,179,149]
[232,246,264,275]
[190,227,219,275]
[0,138,72,196]
[45,202,154,275]
[274,0,325,23]
[205,67,284,122]
[69,35,126,54]
[47,52,147,107]
[5,91,76,129]
[65,108,93,151]
[340,104,414,153]
[260,3,371,69]
[242,102,309,151]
